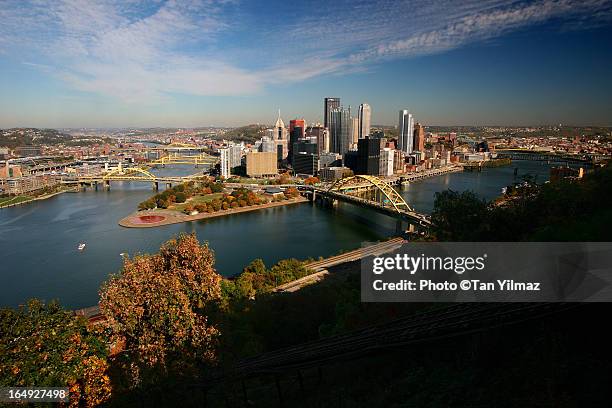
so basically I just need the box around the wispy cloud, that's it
[1,0,610,102]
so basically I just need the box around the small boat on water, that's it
[78,243,86,251]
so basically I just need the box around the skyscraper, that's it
[324,97,340,129]
[357,137,386,175]
[358,103,371,139]
[398,109,414,154]
[351,117,359,150]
[220,148,230,178]
[288,125,304,165]
[379,148,394,176]
[413,122,425,152]
[306,124,329,155]
[273,110,288,160]
[329,106,352,157]
[274,110,287,141]
[289,119,306,138]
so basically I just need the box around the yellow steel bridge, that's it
[71,167,202,190]
[150,152,218,167]
[314,175,431,228]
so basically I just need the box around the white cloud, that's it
[1,0,610,102]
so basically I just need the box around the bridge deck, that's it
[313,188,431,226]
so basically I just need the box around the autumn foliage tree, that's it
[304,176,320,185]
[99,233,222,387]
[0,299,111,407]
[283,187,299,199]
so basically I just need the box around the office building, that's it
[226,143,242,168]
[306,125,329,155]
[319,166,352,182]
[289,119,306,139]
[413,122,425,152]
[357,137,386,175]
[329,106,353,157]
[273,111,288,160]
[351,117,359,150]
[293,139,318,156]
[219,148,230,178]
[319,152,342,169]
[293,152,319,176]
[246,152,277,177]
[324,97,340,129]
[398,109,414,154]
[379,148,394,176]
[2,174,57,195]
[288,126,304,165]
[292,137,318,171]
[358,103,371,139]
[394,150,405,173]
[259,136,276,153]
[343,151,359,173]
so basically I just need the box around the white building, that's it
[220,148,230,178]
[273,111,288,160]
[228,143,243,168]
[398,109,414,154]
[379,148,395,176]
[358,103,371,139]
[259,136,276,153]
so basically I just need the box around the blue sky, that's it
[0,0,611,128]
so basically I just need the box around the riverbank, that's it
[119,196,309,228]
[75,236,406,321]
[0,188,74,209]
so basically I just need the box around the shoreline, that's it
[0,188,73,209]
[119,196,309,228]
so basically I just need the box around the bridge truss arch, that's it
[102,167,157,181]
[327,175,414,213]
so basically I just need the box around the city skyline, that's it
[1,0,612,128]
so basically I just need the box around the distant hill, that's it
[0,128,73,148]
[0,128,110,148]
[219,124,268,143]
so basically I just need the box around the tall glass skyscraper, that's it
[398,109,414,153]
[358,103,371,139]
[330,106,352,156]
[324,97,340,129]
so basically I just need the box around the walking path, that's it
[118,197,308,228]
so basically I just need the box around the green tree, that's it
[431,190,489,241]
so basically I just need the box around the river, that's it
[0,160,570,308]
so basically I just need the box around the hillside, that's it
[0,128,72,148]
[0,128,111,148]
[218,124,268,143]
